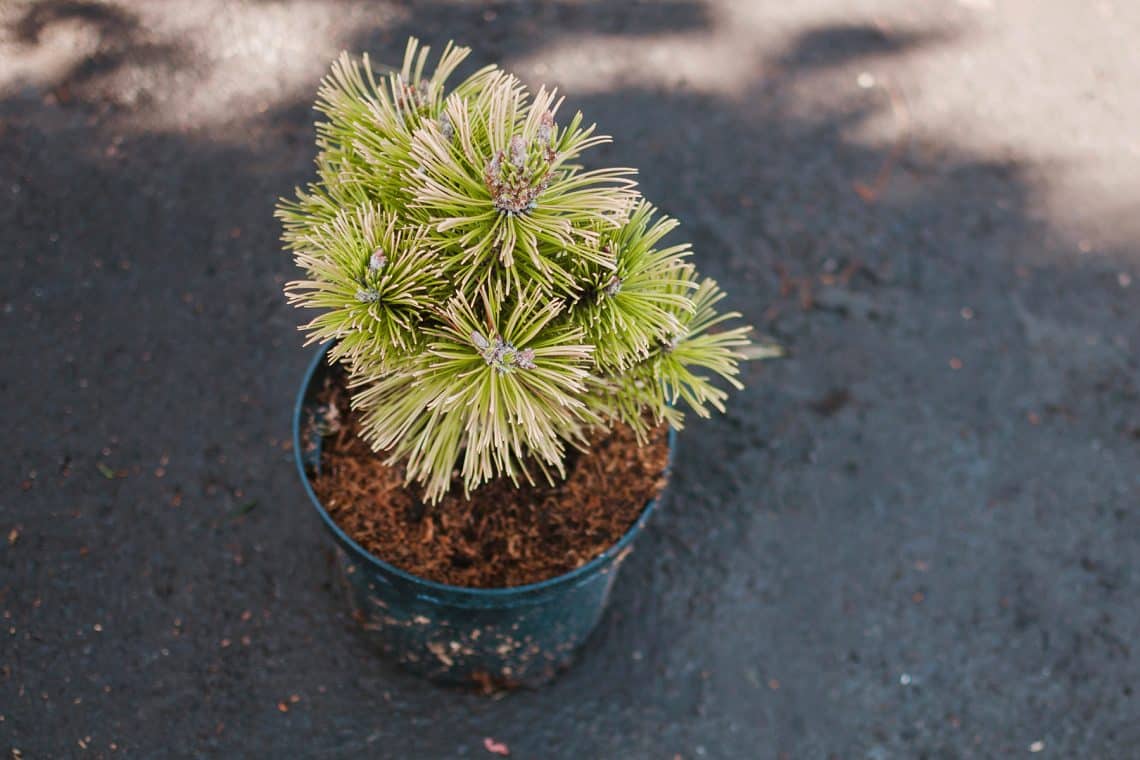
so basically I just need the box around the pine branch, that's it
[283,203,446,369]
[278,39,758,502]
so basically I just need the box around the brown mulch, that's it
[308,372,670,588]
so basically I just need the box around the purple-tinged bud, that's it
[537,111,554,146]
[439,111,454,141]
[471,330,536,372]
[509,135,527,170]
[604,275,623,296]
[368,248,387,272]
[489,339,509,365]
[486,151,502,180]
[355,288,381,303]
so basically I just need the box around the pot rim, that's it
[292,343,674,600]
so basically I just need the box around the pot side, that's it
[293,344,674,687]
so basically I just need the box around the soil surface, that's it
[3,0,1140,757]
[309,372,670,587]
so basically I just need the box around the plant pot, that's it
[292,344,674,687]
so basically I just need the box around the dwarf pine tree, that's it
[279,39,752,502]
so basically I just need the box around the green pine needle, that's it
[278,38,759,502]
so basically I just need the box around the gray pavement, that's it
[2,0,1138,757]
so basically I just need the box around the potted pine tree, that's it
[280,38,752,687]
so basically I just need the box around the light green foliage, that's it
[279,38,752,502]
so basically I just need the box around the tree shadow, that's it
[774,22,952,70]
[13,0,136,43]
[4,0,710,111]
[3,2,1138,758]
[7,0,186,107]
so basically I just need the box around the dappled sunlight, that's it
[5,0,1136,260]
[3,0,1138,755]
[507,30,762,98]
[0,0,406,130]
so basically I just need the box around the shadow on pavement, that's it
[2,1,1137,757]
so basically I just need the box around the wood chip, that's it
[483,737,510,756]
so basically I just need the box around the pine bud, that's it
[355,288,381,303]
[539,111,557,161]
[537,111,554,146]
[439,111,454,141]
[509,135,527,170]
[472,330,534,372]
[368,248,387,272]
[486,151,502,181]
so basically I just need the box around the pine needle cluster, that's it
[279,39,752,502]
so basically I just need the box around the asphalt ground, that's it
[2,1,1138,757]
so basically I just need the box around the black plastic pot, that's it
[293,344,673,687]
